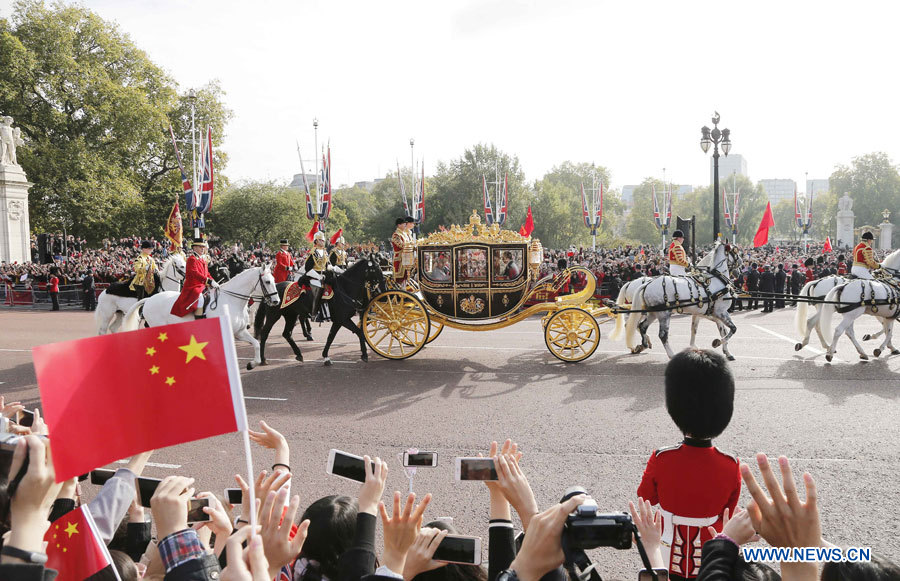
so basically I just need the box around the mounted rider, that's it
[329,235,349,273]
[304,230,331,320]
[851,231,880,280]
[130,240,158,299]
[171,237,220,319]
[273,238,295,284]
[667,230,690,276]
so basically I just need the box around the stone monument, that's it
[879,209,893,251]
[0,115,32,264]
[835,193,855,249]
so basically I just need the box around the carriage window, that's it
[422,250,452,282]
[455,248,487,282]
[493,249,524,281]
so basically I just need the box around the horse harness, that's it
[220,272,279,307]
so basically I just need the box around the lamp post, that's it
[700,112,731,242]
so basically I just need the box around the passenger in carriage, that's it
[501,251,520,279]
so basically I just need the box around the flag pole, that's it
[314,119,320,224]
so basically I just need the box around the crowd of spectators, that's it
[1,349,897,581]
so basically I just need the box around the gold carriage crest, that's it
[460,294,485,315]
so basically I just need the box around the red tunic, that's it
[274,250,295,283]
[48,276,59,293]
[171,254,212,317]
[637,441,740,579]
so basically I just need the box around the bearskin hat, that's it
[665,349,735,439]
[862,231,874,240]
[672,230,684,238]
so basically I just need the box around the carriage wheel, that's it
[363,290,430,360]
[544,307,600,363]
[426,319,444,344]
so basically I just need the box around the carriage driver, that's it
[170,237,219,320]
[851,231,881,279]
[273,238,295,283]
[668,230,690,276]
[330,236,349,273]
[130,240,158,299]
[303,230,331,319]
[391,217,410,284]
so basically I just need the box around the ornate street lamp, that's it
[700,112,731,242]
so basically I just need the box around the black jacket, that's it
[759,271,775,292]
[774,269,786,292]
[0,564,58,581]
[746,270,759,291]
[790,270,804,292]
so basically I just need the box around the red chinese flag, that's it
[44,506,115,581]
[519,206,535,237]
[753,202,775,247]
[33,317,247,482]
[823,236,833,253]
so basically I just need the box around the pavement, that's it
[1,305,898,575]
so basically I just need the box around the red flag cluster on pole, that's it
[519,206,534,237]
[753,202,775,247]
[33,317,247,482]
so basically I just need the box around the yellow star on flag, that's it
[165,376,176,386]
[146,346,156,356]
[158,332,168,342]
[64,522,79,537]
[149,365,160,375]
[179,335,209,364]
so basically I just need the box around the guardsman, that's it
[329,235,349,273]
[273,238,295,283]
[391,217,409,284]
[130,240,158,299]
[852,231,880,279]
[304,231,330,319]
[667,230,690,276]
[171,237,219,319]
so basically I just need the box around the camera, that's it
[561,486,633,550]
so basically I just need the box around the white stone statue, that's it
[0,116,25,167]
[837,193,854,214]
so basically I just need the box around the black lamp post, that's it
[700,112,731,242]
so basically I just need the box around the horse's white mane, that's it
[696,244,721,268]
[882,248,900,270]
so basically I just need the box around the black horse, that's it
[253,255,386,366]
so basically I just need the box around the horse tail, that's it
[820,286,841,337]
[122,298,147,332]
[625,284,647,350]
[609,283,630,341]
[795,280,816,335]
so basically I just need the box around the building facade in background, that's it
[710,153,747,185]
[759,178,797,205]
[806,178,829,196]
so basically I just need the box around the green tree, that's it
[829,152,900,230]
[625,179,666,244]
[0,0,231,242]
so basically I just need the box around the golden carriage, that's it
[361,211,612,362]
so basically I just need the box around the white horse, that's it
[625,242,742,360]
[820,249,900,362]
[121,265,280,370]
[95,254,187,335]
[609,277,651,342]
[793,276,848,350]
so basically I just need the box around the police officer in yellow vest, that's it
[667,230,690,276]
[851,231,880,279]
[130,240,158,299]
[329,236,349,273]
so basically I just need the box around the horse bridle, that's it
[164,263,186,288]
[220,272,279,306]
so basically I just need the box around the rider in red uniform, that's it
[171,237,218,318]
[273,238,295,283]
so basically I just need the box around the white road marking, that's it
[0,348,30,352]
[244,396,288,401]
[751,325,828,356]
[116,460,182,469]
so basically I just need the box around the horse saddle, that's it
[281,281,306,309]
[300,281,334,301]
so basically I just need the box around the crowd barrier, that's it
[2,282,109,308]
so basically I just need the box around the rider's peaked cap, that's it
[672,230,684,238]
[862,231,875,240]
[395,217,405,226]
[141,240,154,249]
[665,349,734,439]
[404,216,416,223]
[280,239,289,245]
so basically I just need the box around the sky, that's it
[3,0,900,193]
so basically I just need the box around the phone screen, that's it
[16,410,35,428]
[138,477,162,508]
[433,536,479,564]
[404,452,437,467]
[458,458,497,481]
[90,469,116,486]
[329,451,368,483]
[225,488,243,505]
[187,498,211,523]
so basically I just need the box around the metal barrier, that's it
[2,283,110,309]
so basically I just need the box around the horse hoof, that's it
[860,354,869,361]
[712,338,721,348]
[631,346,643,354]
[825,354,833,362]
[863,334,872,341]
[873,349,882,358]
[361,353,368,362]
[306,336,314,342]
[794,343,803,351]
[727,355,735,361]
[892,349,900,355]
[323,358,333,367]
[295,354,304,362]
[260,360,268,366]
[246,362,255,370]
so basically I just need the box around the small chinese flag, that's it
[518,206,534,237]
[753,202,776,247]
[33,317,247,482]
[44,506,117,581]
[823,236,833,253]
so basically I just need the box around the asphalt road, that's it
[1,305,898,576]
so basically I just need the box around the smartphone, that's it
[326,449,373,483]
[137,477,163,508]
[16,409,35,428]
[78,473,90,482]
[403,451,438,467]
[638,569,669,581]
[454,457,497,481]
[90,468,116,485]
[187,498,212,523]
[225,488,243,505]
[432,535,482,565]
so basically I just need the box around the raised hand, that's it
[0,396,24,419]
[358,455,388,516]
[196,491,233,539]
[402,527,449,579]
[629,498,664,568]
[5,436,63,558]
[378,491,433,574]
[494,453,539,530]
[259,486,310,580]
[150,476,195,539]
[706,507,760,546]
[509,495,586,581]
[221,527,270,581]
[248,421,288,453]
[30,409,48,436]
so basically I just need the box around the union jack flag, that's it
[593,181,603,235]
[652,185,662,228]
[319,145,332,220]
[483,175,494,225]
[415,164,425,224]
[297,141,314,219]
[581,183,591,228]
[495,173,508,225]
[196,126,214,219]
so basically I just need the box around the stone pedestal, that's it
[836,212,855,249]
[0,165,33,264]
[880,222,893,251]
